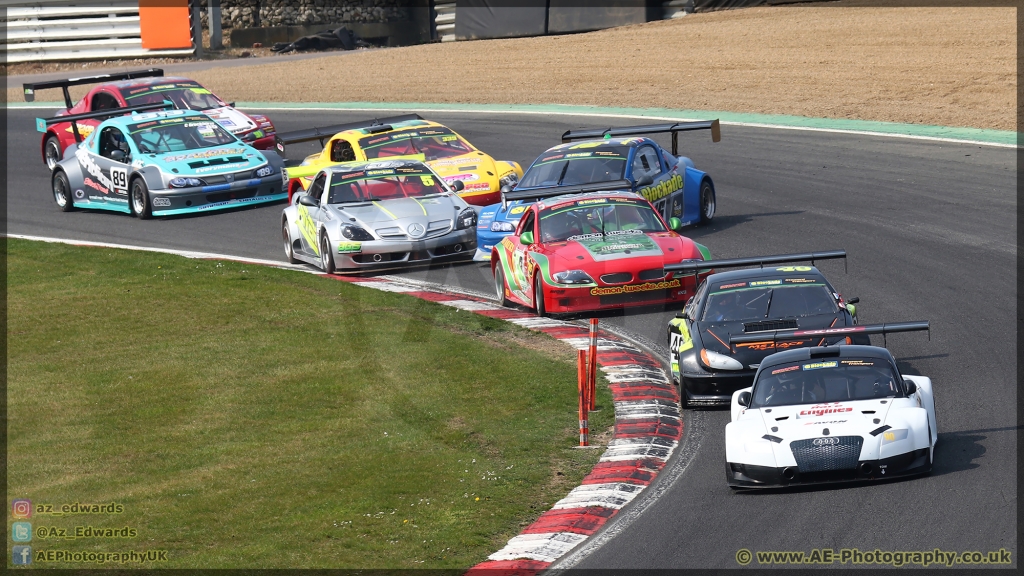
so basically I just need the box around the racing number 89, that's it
[111,167,128,191]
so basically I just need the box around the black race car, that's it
[665,251,864,408]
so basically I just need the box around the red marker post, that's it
[577,349,589,446]
[588,318,598,410]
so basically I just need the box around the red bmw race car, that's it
[491,184,713,316]
[25,69,276,170]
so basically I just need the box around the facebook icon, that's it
[12,545,32,565]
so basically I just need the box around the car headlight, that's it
[490,221,516,232]
[699,349,744,371]
[880,429,909,444]
[456,208,477,230]
[169,177,204,188]
[341,225,374,241]
[552,270,595,285]
[255,165,274,178]
[499,172,519,188]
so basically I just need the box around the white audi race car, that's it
[725,322,936,489]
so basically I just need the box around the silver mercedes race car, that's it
[282,160,478,273]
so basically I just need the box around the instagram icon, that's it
[11,499,31,519]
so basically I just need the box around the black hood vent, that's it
[743,319,798,333]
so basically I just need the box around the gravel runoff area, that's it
[8,1,1016,132]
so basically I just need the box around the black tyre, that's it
[320,234,336,274]
[129,178,152,219]
[282,219,298,264]
[699,179,715,224]
[494,265,512,307]
[44,135,62,171]
[52,170,74,212]
[533,273,546,317]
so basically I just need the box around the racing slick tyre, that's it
[129,178,152,219]
[533,274,547,317]
[320,234,336,274]
[52,170,75,212]
[494,265,512,307]
[282,219,298,264]
[44,135,62,171]
[699,180,715,224]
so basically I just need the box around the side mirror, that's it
[520,231,534,246]
[675,308,688,319]
[904,380,917,395]
[500,184,513,194]
[297,195,318,207]
[110,149,126,162]
[846,297,860,305]
[636,173,654,187]
[737,391,751,407]
[668,217,683,231]
[451,180,465,192]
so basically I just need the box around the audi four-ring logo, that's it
[813,437,840,446]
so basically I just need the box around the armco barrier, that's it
[2,0,194,63]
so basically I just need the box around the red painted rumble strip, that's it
[520,506,617,535]
[466,559,549,575]
[582,460,665,485]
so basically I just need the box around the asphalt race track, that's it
[7,108,1017,568]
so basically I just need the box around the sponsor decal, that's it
[443,173,479,182]
[573,233,663,262]
[638,174,683,204]
[565,152,594,158]
[785,278,818,283]
[803,420,848,425]
[74,189,85,199]
[776,266,813,272]
[803,361,838,370]
[799,403,853,416]
[462,182,491,191]
[719,282,747,289]
[882,429,908,443]
[812,437,841,446]
[541,154,565,162]
[508,205,527,215]
[65,124,96,137]
[738,340,809,352]
[75,148,113,192]
[840,360,877,366]
[152,197,171,207]
[164,148,245,162]
[367,169,395,176]
[575,198,609,206]
[750,279,783,287]
[590,279,681,297]
[337,242,361,253]
[771,365,801,375]
[83,177,106,194]
[195,162,248,173]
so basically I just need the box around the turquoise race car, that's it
[42,104,287,218]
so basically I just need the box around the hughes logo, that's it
[800,405,853,416]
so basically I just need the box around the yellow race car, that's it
[275,114,522,206]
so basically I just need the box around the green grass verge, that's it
[6,238,613,569]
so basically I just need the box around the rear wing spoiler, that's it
[665,250,847,276]
[36,101,174,143]
[561,119,721,156]
[23,68,165,108]
[273,114,424,153]
[500,179,633,210]
[730,321,930,348]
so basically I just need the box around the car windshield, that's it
[518,147,630,188]
[538,199,665,243]
[127,117,237,153]
[751,358,900,408]
[327,167,447,203]
[121,82,224,111]
[701,281,837,322]
[359,128,473,161]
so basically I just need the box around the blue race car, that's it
[473,120,720,261]
[42,103,288,218]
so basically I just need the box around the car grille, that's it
[427,219,452,236]
[600,272,632,284]
[376,227,406,240]
[206,189,256,203]
[638,268,666,281]
[744,319,799,333]
[790,436,863,472]
[598,289,675,307]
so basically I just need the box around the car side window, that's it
[91,92,121,112]
[632,145,662,180]
[685,279,708,317]
[98,127,129,162]
[518,210,536,237]
[309,174,327,202]
[330,139,355,163]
